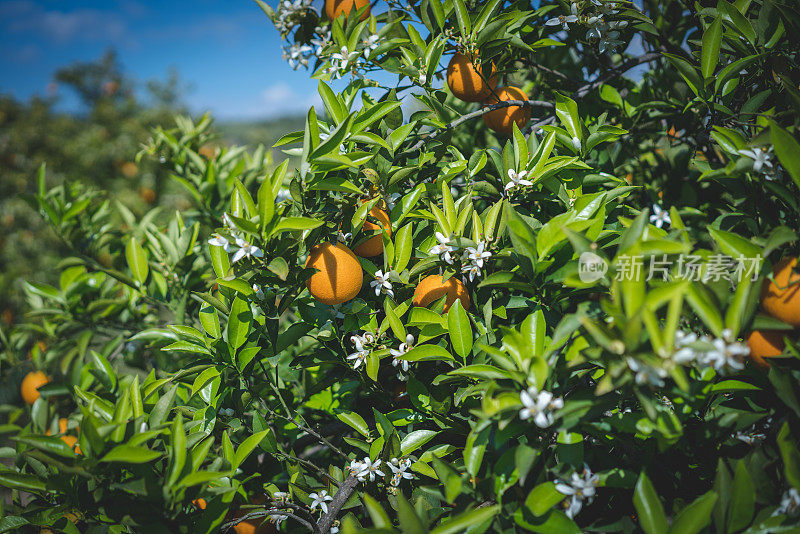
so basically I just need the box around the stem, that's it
[316,474,360,534]
[406,99,554,152]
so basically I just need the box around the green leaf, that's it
[227,297,252,350]
[463,425,489,477]
[452,0,470,37]
[233,430,270,469]
[272,217,323,235]
[13,435,78,458]
[394,222,413,272]
[125,237,149,286]
[199,304,221,338]
[167,415,187,487]
[431,505,500,534]
[0,470,49,492]
[667,491,717,534]
[336,411,370,437]
[363,494,392,528]
[708,228,761,258]
[633,472,668,534]
[525,482,565,517]
[395,491,428,534]
[771,123,800,191]
[100,445,162,463]
[554,93,581,143]
[0,516,29,533]
[777,422,800,490]
[402,344,455,362]
[150,384,178,427]
[401,430,438,455]
[447,299,472,359]
[90,350,117,392]
[701,17,723,80]
[727,461,755,532]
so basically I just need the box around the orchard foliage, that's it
[2,0,800,533]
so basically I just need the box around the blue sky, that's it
[0,0,327,119]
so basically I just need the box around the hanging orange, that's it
[412,275,470,312]
[760,257,800,327]
[325,0,370,21]
[482,86,530,136]
[20,371,49,405]
[446,52,497,103]
[305,242,363,305]
[745,329,786,368]
[353,203,391,258]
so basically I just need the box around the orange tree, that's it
[2,0,800,533]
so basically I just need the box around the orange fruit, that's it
[228,506,277,534]
[46,419,82,454]
[353,203,391,257]
[21,371,49,405]
[482,86,530,136]
[325,0,370,21]
[198,145,216,159]
[447,52,497,103]
[61,435,82,455]
[139,187,156,204]
[412,275,470,312]
[760,257,800,327]
[745,330,786,368]
[305,242,363,305]
[121,161,138,178]
[193,498,208,510]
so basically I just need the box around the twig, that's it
[407,99,555,151]
[222,507,317,533]
[258,360,350,461]
[316,474,360,534]
[573,52,661,99]
[405,52,660,153]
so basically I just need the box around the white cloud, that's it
[254,82,322,118]
[0,1,133,46]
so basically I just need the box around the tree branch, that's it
[407,99,554,151]
[405,52,660,153]
[573,52,661,99]
[316,474,360,534]
[222,507,317,533]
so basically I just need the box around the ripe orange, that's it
[446,52,497,103]
[482,86,531,136]
[325,0,370,21]
[228,505,277,534]
[198,145,216,159]
[353,203,391,257]
[305,242,363,305]
[21,371,49,405]
[46,420,82,455]
[192,498,208,510]
[412,275,470,312]
[61,435,82,455]
[121,161,138,178]
[745,330,786,368]
[760,257,800,327]
[139,187,156,204]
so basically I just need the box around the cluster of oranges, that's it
[21,370,82,455]
[746,257,800,367]
[304,201,470,311]
[319,0,526,136]
[446,51,530,136]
